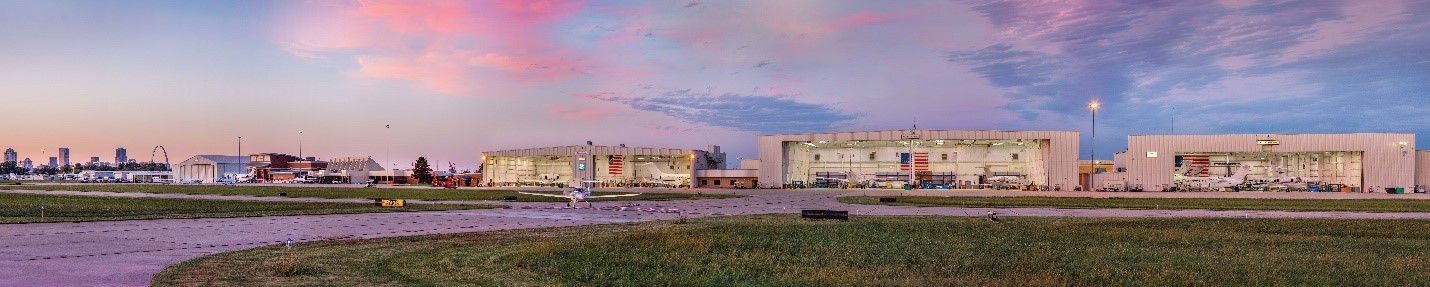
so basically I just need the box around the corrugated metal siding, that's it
[1123,133,1415,191]
[482,145,701,157]
[1417,150,1430,187]
[756,129,1080,189]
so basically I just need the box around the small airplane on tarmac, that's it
[518,181,642,206]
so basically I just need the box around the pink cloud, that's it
[828,11,895,30]
[1277,1,1407,62]
[546,104,621,122]
[280,0,594,95]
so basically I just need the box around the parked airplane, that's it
[638,163,690,184]
[1265,167,1308,189]
[518,181,641,206]
[1176,164,1252,188]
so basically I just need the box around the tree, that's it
[0,161,21,175]
[412,157,433,184]
[35,166,58,175]
[60,164,73,174]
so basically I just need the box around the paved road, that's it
[3,188,1430,286]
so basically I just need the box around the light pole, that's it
[385,124,390,171]
[1089,101,1099,172]
[238,136,242,157]
[837,151,852,189]
[298,131,304,159]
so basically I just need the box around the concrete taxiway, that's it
[2,187,1429,286]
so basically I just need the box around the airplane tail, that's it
[642,163,667,177]
[1229,165,1251,180]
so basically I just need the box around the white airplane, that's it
[986,175,1023,182]
[1266,167,1308,189]
[518,181,642,206]
[1176,164,1252,188]
[639,163,690,184]
[814,175,883,186]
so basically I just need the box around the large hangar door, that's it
[1172,151,1364,191]
[785,139,1051,189]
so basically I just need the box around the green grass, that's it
[840,196,1430,212]
[152,215,1430,286]
[0,193,497,223]
[0,184,742,202]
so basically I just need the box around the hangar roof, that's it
[483,145,706,157]
[759,129,1079,142]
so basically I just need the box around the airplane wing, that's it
[584,193,643,199]
[517,192,574,199]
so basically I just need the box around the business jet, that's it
[518,181,642,206]
[638,163,691,185]
[1264,167,1308,189]
[1176,164,1252,188]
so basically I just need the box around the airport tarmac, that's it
[2,187,1429,286]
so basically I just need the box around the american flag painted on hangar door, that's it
[901,152,929,172]
[609,155,623,175]
[1176,155,1211,176]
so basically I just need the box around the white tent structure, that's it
[176,155,249,183]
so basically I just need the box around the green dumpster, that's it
[1396,188,1406,194]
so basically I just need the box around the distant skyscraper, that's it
[58,148,70,166]
[3,148,15,163]
[116,147,128,164]
[22,158,32,170]
[48,157,57,168]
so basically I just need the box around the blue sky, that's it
[1,0,1426,169]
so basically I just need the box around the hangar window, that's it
[814,154,821,161]
[1011,153,1019,160]
[869,152,876,160]
[701,180,708,185]
[714,180,722,185]
[941,153,948,160]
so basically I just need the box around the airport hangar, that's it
[481,144,727,188]
[756,129,1082,190]
[1093,133,1430,192]
[478,130,1430,192]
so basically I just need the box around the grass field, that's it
[0,193,497,223]
[0,184,741,202]
[152,215,1430,286]
[840,196,1430,212]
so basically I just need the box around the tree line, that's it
[0,161,170,175]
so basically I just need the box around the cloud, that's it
[278,0,592,95]
[597,90,859,134]
[546,104,621,122]
[950,1,1421,116]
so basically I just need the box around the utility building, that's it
[757,129,1081,189]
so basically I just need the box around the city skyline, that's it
[2,1,1427,169]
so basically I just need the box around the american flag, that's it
[609,155,623,175]
[901,152,929,172]
[1178,155,1211,176]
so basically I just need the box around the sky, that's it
[1,0,1427,170]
